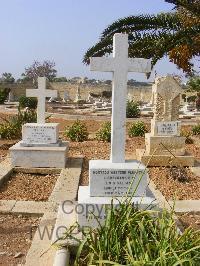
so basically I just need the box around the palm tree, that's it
[83,0,200,75]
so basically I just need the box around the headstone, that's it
[10,77,69,168]
[8,91,14,102]
[136,76,194,166]
[179,103,196,118]
[75,81,82,102]
[77,33,156,227]
[87,93,95,104]
[63,91,70,103]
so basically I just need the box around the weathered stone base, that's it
[77,186,157,227]
[136,149,194,167]
[145,133,186,155]
[9,141,69,168]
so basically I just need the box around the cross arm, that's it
[26,89,39,98]
[90,57,115,72]
[128,58,152,73]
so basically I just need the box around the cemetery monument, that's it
[136,76,194,166]
[10,77,69,168]
[77,33,156,227]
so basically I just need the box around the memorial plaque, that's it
[89,160,147,197]
[22,123,59,145]
[157,121,178,136]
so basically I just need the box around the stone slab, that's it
[14,167,61,175]
[78,186,158,227]
[20,140,62,147]
[151,120,181,136]
[168,200,200,212]
[136,149,194,167]
[0,158,13,186]
[145,133,186,156]
[11,201,58,214]
[9,141,69,168]
[0,200,16,213]
[49,158,83,203]
[22,123,59,146]
[25,212,57,266]
[89,160,148,197]
[51,203,81,254]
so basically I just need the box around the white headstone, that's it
[26,77,57,124]
[90,33,151,163]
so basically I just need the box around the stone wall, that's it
[6,81,153,102]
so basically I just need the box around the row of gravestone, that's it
[9,33,194,227]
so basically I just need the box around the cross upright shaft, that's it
[90,33,151,163]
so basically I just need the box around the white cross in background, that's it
[90,33,151,163]
[26,77,57,124]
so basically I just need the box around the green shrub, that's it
[128,121,147,137]
[181,130,193,144]
[96,122,111,142]
[126,100,140,118]
[0,88,9,104]
[0,108,37,139]
[60,199,200,265]
[64,120,88,142]
[192,124,200,135]
[19,96,37,109]
[187,95,197,103]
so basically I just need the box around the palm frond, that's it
[83,25,200,72]
[101,13,181,39]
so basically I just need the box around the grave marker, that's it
[10,77,69,168]
[136,76,194,166]
[26,77,57,124]
[77,33,156,227]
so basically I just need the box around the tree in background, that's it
[0,73,15,84]
[83,0,200,76]
[22,60,57,84]
[187,75,200,109]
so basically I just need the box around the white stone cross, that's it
[90,33,151,163]
[26,77,57,124]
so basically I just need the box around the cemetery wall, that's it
[7,82,153,102]
[5,82,192,104]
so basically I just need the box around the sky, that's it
[0,0,187,82]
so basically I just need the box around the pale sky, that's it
[0,0,188,82]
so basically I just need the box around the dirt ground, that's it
[178,212,200,231]
[0,172,59,201]
[149,167,200,200]
[0,117,199,200]
[0,214,40,266]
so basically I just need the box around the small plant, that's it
[181,130,193,144]
[19,96,37,109]
[187,95,197,103]
[0,88,9,104]
[65,120,88,142]
[59,200,200,265]
[192,124,200,135]
[126,100,140,118]
[169,166,189,182]
[96,122,111,142]
[128,121,147,137]
[0,108,37,139]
